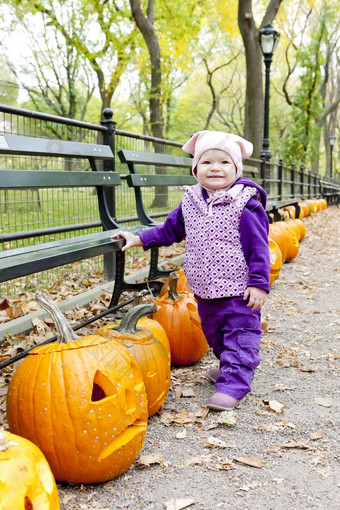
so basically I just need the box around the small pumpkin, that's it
[273,221,299,262]
[153,272,208,366]
[98,295,171,361]
[286,218,306,241]
[269,221,299,263]
[0,429,60,510]
[298,202,310,218]
[7,293,148,485]
[305,199,318,214]
[268,238,283,286]
[268,223,288,263]
[99,304,171,417]
[159,268,192,297]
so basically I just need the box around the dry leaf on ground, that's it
[233,457,267,468]
[165,498,198,510]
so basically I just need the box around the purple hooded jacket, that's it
[139,177,270,294]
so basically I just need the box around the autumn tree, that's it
[238,0,283,158]
[1,15,95,121]
[281,3,339,173]
[3,0,137,115]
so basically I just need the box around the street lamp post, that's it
[258,24,280,161]
[329,135,335,178]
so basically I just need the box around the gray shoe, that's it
[207,367,221,383]
[207,392,239,411]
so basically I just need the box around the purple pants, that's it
[196,295,262,400]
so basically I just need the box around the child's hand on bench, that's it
[111,231,142,252]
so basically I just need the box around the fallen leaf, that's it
[234,457,267,468]
[31,316,50,333]
[216,458,237,471]
[181,388,195,398]
[184,454,213,467]
[135,454,164,468]
[216,411,237,427]
[281,438,310,449]
[310,428,325,440]
[205,436,234,449]
[176,429,187,439]
[314,397,333,408]
[299,365,316,372]
[268,400,284,413]
[165,498,198,510]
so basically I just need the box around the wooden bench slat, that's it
[0,134,114,159]
[127,173,196,187]
[0,170,121,189]
[119,149,192,168]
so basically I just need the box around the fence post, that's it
[260,158,266,192]
[100,108,117,282]
[278,158,283,200]
[308,169,312,199]
[314,172,318,197]
[300,165,304,198]
[290,163,295,198]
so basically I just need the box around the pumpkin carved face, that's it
[0,429,60,510]
[6,294,148,485]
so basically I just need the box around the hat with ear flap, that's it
[182,130,253,179]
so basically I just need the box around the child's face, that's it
[196,149,236,190]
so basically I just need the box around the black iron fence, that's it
[0,104,338,296]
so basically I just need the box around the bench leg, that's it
[148,247,177,280]
[108,250,165,310]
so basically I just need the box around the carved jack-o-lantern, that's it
[0,429,60,510]
[6,293,148,485]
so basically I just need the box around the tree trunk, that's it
[238,0,282,158]
[129,0,168,208]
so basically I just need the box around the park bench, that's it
[319,177,340,206]
[265,199,300,222]
[0,134,168,368]
[118,148,299,226]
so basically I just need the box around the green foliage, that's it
[282,4,333,166]
[0,57,19,105]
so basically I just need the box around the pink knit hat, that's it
[182,130,253,179]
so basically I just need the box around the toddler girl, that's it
[111,130,270,411]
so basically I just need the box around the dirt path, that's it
[4,206,340,510]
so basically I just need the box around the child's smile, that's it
[196,149,236,190]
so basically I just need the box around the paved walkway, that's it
[3,206,340,509]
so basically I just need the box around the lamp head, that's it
[258,24,280,57]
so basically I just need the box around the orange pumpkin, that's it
[279,205,296,220]
[286,218,306,241]
[305,199,318,214]
[7,293,148,485]
[97,296,171,361]
[268,223,288,263]
[0,429,60,510]
[269,221,299,263]
[316,198,327,210]
[160,268,192,297]
[99,304,171,417]
[268,238,283,286]
[153,272,208,366]
[298,202,310,218]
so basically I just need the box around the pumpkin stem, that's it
[114,304,157,334]
[0,429,17,451]
[167,271,183,301]
[35,292,79,343]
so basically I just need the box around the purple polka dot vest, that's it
[182,184,259,299]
